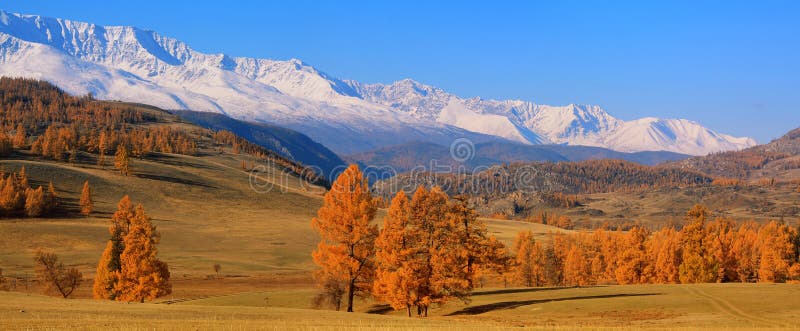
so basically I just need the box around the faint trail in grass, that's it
[158,290,270,305]
[202,157,325,198]
[684,286,785,327]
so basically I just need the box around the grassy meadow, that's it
[2,152,800,330]
[2,283,800,330]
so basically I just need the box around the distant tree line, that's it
[512,205,800,287]
[375,159,712,200]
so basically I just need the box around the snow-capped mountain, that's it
[348,79,756,155]
[0,10,756,155]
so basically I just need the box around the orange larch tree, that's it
[12,124,26,148]
[79,180,93,217]
[114,145,131,176]
[679,205,717,283]
[731,222,760,283]
[45,182,58,212]
[23,186,46,217]
[373,190,417,316]
[563,244,591,286]
[446,195,508,290]
[706,217,738,282]
[114,204,172,302]
[311,164,378,312]
[757,221,797,283]
[93,196,135,299]
[420,186,476,315]
[513,230,546,287]
[649,227,682,284]
[614,226,650,285]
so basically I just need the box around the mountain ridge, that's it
[0,9,756,156]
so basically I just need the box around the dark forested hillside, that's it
[374,159,711,198]
[173,110,346,178]
[347,140,689,174]
[665,127,800,180]
[371,159,713,221]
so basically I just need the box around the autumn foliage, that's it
[311,164,378,312]
[371,187,511,316]
[511,205,800,287]
[0,167,58,218]
[114,145,131,176]
[92,196,171,302]
[311,165,510,316]
[79,180,93,216]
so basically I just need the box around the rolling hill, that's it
[665,127,800,180]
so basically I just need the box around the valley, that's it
[0,4,797,330]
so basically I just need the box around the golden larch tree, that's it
[757,221,797,283]
[97,131,107,167]
[45,182,58,212]
[311,164,378,312]
[615,226,650,285]
[79,180,93,217]
[649,227,682,283]
[114,145,131,176]
[12,124,26,148]
[93,196,135,299]
[705,217,738,282]
[731,222,760,282]
[115,204,172,302]
[447,195,508,288]
[679,205,717,283]
[564,244,591,286]
[23,186,46,217]
[513,230,536,287]
[406,185,467,316]
[373,190,418,316]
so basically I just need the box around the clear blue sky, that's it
[4,1,799,143]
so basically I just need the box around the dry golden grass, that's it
[3,152,800,330]
[3,283,800,330]
[0,152,565,295]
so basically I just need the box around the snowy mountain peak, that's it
[0,10,757,155]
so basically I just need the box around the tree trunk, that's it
[406,305,411,317]
[346,279,355,312]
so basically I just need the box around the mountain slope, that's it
[174,110,346,178]
[0,10,755,155]
[665,127,800,180]
[347,140,689,174]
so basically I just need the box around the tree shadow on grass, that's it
[472,286,606,297]
[366,304,395,315]
[447,293,661,316]
[145,153,216,170]
[134,173,216,188]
